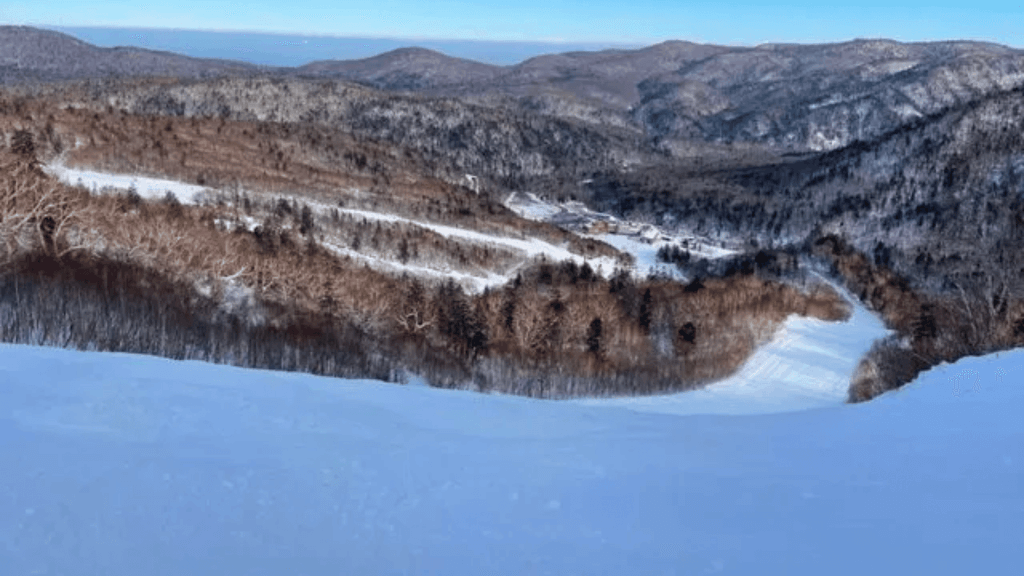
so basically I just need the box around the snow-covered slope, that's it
[322,205,621,290]
[46,164,211,203]
[505,190,738,279]
[2,343,1021,575]
[44,165,622,293]
[581,293,888,414]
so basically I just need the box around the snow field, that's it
[581,292,889,414]
[595,232,684,279]
[46,164,211,204]
[1,341,1021,575]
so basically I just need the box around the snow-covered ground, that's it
[313,205,623,292]
[328,206,621,282]
[596,232,684,279]
[504,191,738,278]
[45,165,624,292]
[322,240,509,293]
[2,341,1021,575]
[581,293,889,414]
[46,164,211,204]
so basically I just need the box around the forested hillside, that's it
[3,26,1024,402]
[0,84,847,398]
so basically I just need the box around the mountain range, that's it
[4,24,1024,400]
[5,26,1024,152]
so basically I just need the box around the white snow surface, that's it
[596,232,682,279]
[46,165,210,204]
[309,204,624,292]
[582,295,889,415]
[322,241,508,293]
[503,191,738,274]
[505,192,565,221]
[333,206,621,276]
[44,165,623,290]
[1,343,1022,575]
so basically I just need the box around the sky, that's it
[4,1,1024,48]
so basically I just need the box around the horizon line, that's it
[29,24,1022,52]
[35,23,651,48]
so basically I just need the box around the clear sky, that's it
[4,1,1023,47]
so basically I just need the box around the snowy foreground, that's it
[2,340,1023,575]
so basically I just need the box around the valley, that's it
[2,25,1024,404]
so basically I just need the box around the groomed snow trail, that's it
[46,165,211,204]
[326,207,621,283]
[2,343,1022,575]
[45,165,623,291]
[47,163,887,413]
[321,241,509,293]
[580,294,889,415]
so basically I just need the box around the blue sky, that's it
[4,1,1023,47]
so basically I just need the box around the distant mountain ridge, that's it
[296,47,501,90]
[340,38,1024,152]
[0,26,259,84]
[50,26,641,66]
[5,26,1024,152]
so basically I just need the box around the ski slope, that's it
[2,343,1022,575]
[322,240,510,293]
[43,165,608,270]
[583,292,889,415]
[322,206,621,289]
[46,164,211,204]
[45,165,622,292]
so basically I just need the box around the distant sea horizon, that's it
[49,26,644,67]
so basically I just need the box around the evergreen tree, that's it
[586,317,603,355]
[638,288,652,332]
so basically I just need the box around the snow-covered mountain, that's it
[2,339,1021,575]
[6,26,1024,406]
[9,27,1024,154]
